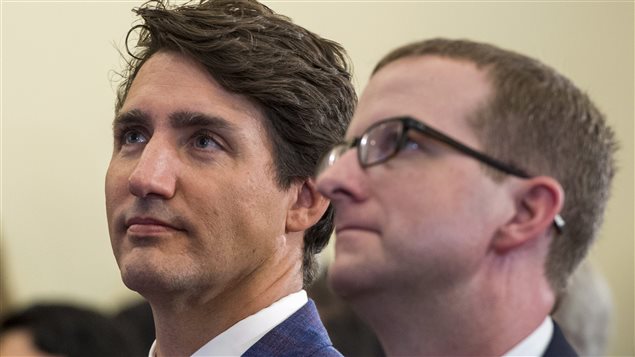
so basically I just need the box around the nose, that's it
[316,149,369,204]
[128,138,178,199]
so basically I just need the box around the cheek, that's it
[184,174,288,249]
[247,174,289,227]
[379,166,488,246]
[105,164,126,218]
[104,160,140,252]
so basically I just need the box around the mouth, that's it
[125,217,185,236]
[335,225,378,236]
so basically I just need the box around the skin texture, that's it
[317,55,558,356]
[106,51,326,356]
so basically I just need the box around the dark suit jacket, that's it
[243,299,342,357]
[543,322,578,357]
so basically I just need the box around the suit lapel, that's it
[242,299,341,357]
[542,321,578,357]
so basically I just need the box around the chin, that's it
[119,258,193,295]
[121,264,162,292]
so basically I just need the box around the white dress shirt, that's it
[503,316,554,356]
[148,290,308,357]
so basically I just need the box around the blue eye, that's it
[403,137,422,151]
[193,134,223,150]
[123,130,147,145]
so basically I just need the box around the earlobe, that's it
[493,177,564,254]
[286,179,330,233]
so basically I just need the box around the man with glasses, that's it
[316,38,616,356]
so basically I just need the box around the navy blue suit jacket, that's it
[543,322,578,357]
[243,299,342,357]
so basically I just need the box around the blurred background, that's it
[1,1,632,355]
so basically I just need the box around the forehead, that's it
[350,55,492,142]
[120,51,266,133]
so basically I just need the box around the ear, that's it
[493,176,564,254]
[286,178,330,233]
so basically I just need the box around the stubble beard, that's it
[119,255,204,297]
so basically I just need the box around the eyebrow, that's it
[113,108,148,129]
[169,111,238,133]
[113,109,238,132]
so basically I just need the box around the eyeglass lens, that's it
[361,120,404,167]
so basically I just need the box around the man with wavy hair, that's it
[316,38,616,356]
[105,1,355,356]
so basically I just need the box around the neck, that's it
[148,261,302,357]
[349,265,554,356]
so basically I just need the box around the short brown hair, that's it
[374,38,617,293]
[116,0,356,286]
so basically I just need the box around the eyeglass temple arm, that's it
[407,118,565,234]
[407,119,531,178]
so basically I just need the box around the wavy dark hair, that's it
[375,38,617,293]
[116,0,356,286]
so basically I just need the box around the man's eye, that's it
[403,137,421,151]
[122,130,147,145]
[193,134,223,150]
[402,131,433,153]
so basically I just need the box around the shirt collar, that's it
[503,316,554,356]
[148,290,308,357]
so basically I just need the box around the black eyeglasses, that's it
[317,116,565,233]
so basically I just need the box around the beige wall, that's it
[1,1,632,355]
